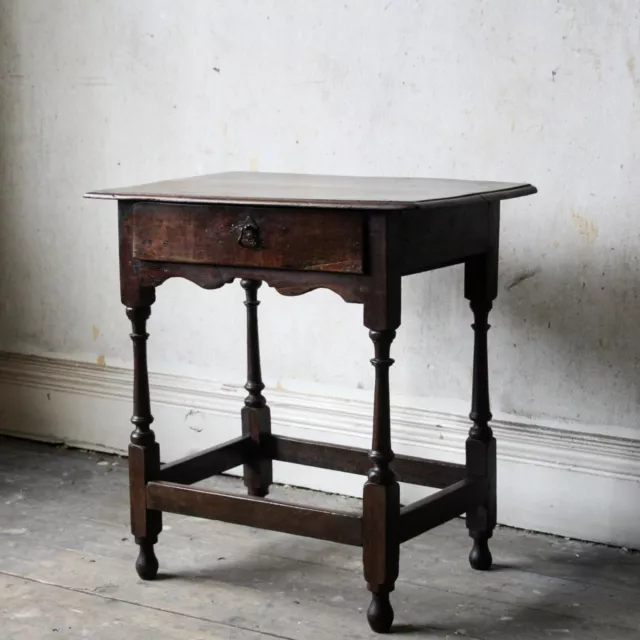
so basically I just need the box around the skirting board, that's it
[0,352,639,549]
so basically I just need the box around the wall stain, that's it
[627,55,637,86]
[572,48,602,78]
[571,210,598,244]
[250,157,259,172]
[506,268,540,291]
[92,325,100,341]
[96,355,106,366]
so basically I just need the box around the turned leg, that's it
[127,305,162,580]
[363,329,400,634]
[465,249,498,571]
[240,280,272,498]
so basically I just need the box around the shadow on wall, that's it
[497,249,640,429]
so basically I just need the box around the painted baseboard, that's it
[0,352,639,548]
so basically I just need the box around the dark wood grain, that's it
[146,481,363,546]
[266,436,371,475]
[464,202,500,572]
[158,436,250,485]
[361,214,402,633]
[394,453,467,488]
[400,204,490,275]
[363,213,402,331]
[119,202,155,307]
[241,280,273,497]
[126,305,161,580]
[398,479,484,544]
[267,435,466,488]
[95,170,537,633]
[363,328,400,633]
[132,203,364,274]
[138,262,368,304]
[86,171,537,210]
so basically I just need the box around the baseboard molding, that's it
[1,352,639,548]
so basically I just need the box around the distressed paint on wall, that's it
[0,1,639,435]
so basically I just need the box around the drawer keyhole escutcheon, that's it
[233,216,260,249]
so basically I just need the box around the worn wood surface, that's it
[363,328,400,632]
[2,438,640,640]
[158,436,250,485]
[240,280,273,497]
[464,203,500,572]
[118,202,155,307]
[138,262,368,304]
[85,171,536,210]
[266,435,466,489]
[126,305,161,580]
[399,479,483,544]
[400,204,491,275]
[132,203,365,273]
[146,481,362,547]
[95,172,537,633]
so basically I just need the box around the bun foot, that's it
[135,539,159,580]
[367,591,394,634]
[469,536,492,571]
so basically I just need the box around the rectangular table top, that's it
[85,171,536,210]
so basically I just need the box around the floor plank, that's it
[0,573,280,640]
[1,436,640,639]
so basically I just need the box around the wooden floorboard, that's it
[2,436,640,639]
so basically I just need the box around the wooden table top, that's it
[85,171,536,210]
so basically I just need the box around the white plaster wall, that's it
[1,2,639,443]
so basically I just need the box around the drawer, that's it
[131,203,365,274]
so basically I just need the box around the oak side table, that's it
[85,172,536,634]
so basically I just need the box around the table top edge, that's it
[83,183,537,210]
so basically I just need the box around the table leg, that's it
[363,328,400,634]
[465,252,497,571]
[126,305,162,580]
[240,280,272,498]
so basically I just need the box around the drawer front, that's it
[132,203,364,274]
